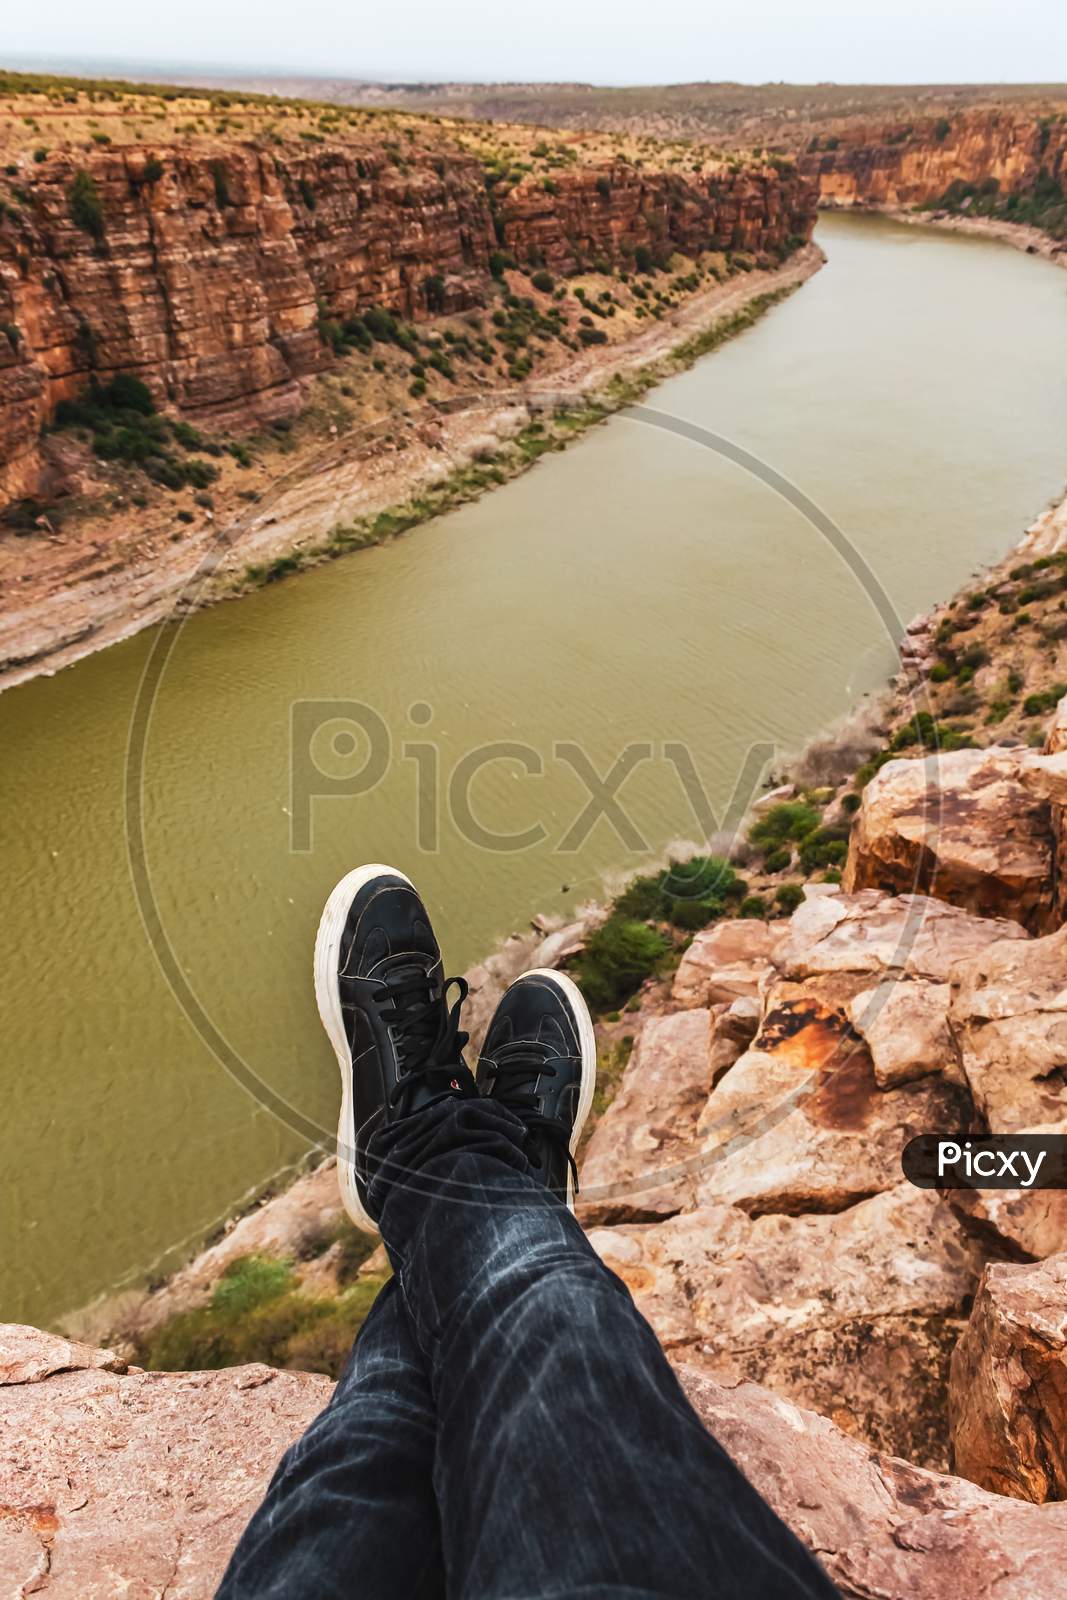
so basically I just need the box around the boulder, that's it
[950,1254,1067,1502]
[708,995,761,1085]
[670,918,778,1009]
[578,1009,713,1224]
[592,1184,976,1466]
[693,979,971,1216]
[843,748,1055,931]
[679,1365,1067,1600]
[949,924,1067,1134]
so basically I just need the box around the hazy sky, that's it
[5,0,1066,86]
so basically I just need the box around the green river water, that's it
[3,213,1067,1328]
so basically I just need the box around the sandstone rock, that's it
[847,977,955,1087]
[4,1319,1067,1600]
[0,1325,331,1598]
[579,1009,712,1224]
[951,1254,1067,1502]
[952,1184,1067,1262]
[679,1363,1067,1600]
[0,146,815,509]
[0,1324,125,1386]
[708,995,761,1085]
[949,924,1067,1134]
[694,978,970,1216]
[776,888,1028,982]
[1045,693,1067,925]
[843,748,1055,931]
[592,1183,976,1465]
[670,918,778,1008]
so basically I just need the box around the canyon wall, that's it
[799,108,1067,209]
[0,144,814,508]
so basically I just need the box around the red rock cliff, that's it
[800,108,1067,210]
[0,145,815,508]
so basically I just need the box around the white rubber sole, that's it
[515,966,598,1211]
[313,862,415,1235]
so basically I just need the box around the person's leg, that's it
[368,998,838,1600]
[215,1277,444,1600]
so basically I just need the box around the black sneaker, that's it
[476,968,596,1208]
[314,864,474,1232]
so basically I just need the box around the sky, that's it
[4,0,1067,86]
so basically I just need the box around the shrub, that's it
[531,269,554,292]
[841,791,862,815]
[595,176,611,198]
[69,169,104,240]
[1022,683,1067,717]
[578,326,608,345]
[739,895,768,919]
[749,801,820,852]
[775,882,805,914]
[143,157,164,183]
[299,177,316,209]
[929,661,951,683]
[798,826,850,872]
[211,159,231,207]
[33,147,47,163]
[569,916,669,1011]
[135,1253,387,1377]
[634,244,654,273]
[423,274,446,313]
[762,846,791,874]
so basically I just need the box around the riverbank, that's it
[0,243,822,694]
[821,197,1067,267]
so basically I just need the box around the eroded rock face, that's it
[951,1255,1067,1502]
[670,918,779,1008]
[579,1008,713,1224]
[843,749,1056,932]
[593,1184,976,1465]
[949,924,1067,1135]
[801,107,1067,211]
[679,1364,1067,1600]
[693,975,970,1217]
[0,145,815,508]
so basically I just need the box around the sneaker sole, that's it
[517,967,598,1212]
[313,862,416,1236]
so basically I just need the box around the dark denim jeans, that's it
[217,1098,838,1599]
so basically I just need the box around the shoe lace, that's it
[481,1038,579,1195]
[373,957,474,1110]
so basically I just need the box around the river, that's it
[3,212,1067,1329]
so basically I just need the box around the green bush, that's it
[143,157,164,183]
[749,801,820,852]
[929,661,951,683]
[69,169,104,240]
[211,159,232,207]
[570,916,669,1011]
[578,326,608,345]
[531,269,554,292]
[762,846,791,873]
[797,826,850,872]
[1023,683,1067,717]
[775,882,805,914]
[739,895,768,919]
[135,1253,387,1377]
